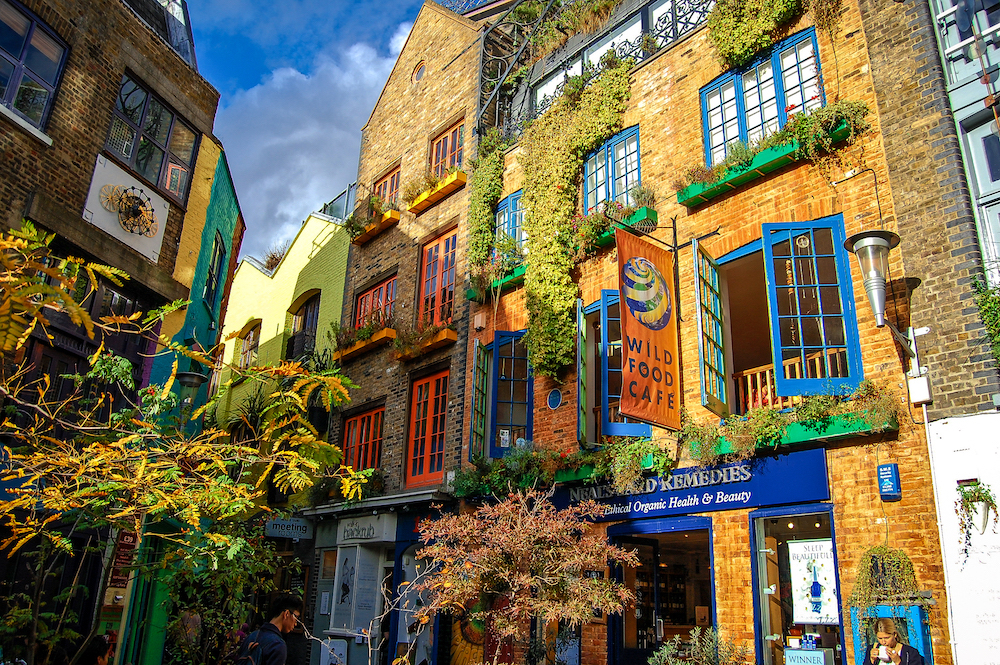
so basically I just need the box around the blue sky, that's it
[187,0,424,259]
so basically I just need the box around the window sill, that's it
[464,264,527,303]
[594,206,659,248]
[393,328,458,361]
[0,104,53,146]
[713,412,899,456]
[352,210,400,245]
[552,414,896,484]
[407,171,467,215]
[675,121,851,207]
[331,327,397,362]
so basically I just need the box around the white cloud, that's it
[214,38,402,259]
[390,22,413,56]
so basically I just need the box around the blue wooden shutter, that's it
[469,339,490,460]
[761,215,863,396]
[601,289,651,438]
[693,238,728,415]
[577,298,587,443]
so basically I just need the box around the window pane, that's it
[165,158,189,198]
[143,98,172,145]
[115,75,146,124]
[170,120,196,164]
[985,133,1000,184]
[107,116,136,158]
[0,58,13,98]
[824,317,845,346]
[135,136,164,183]
[13,74,47,123]
[776,287,797,316]
[798,287,820,315]
[0,0,29,59]
[23,27,62,85]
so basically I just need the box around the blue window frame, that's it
[489,331,532,457]
[762,215,862,396]
[693,238,727,415]
[578,291,651,442]
[700,29,823,166]
[469,339,490,461]
[0,0,67,129]
[470,332,533,459]
[495,190,526,253]
[584,125,640,213]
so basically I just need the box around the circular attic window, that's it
[413,62,426,83]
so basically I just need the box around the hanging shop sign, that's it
[787,539,839,625]
[615,228,680,430]
[557,448,829,521]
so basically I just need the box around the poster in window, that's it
[787,539,839,625]
[615,229,680,430]
[330,546,358,631]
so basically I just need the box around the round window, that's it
[413,62,426,82]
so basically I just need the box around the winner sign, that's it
[615,228,680,430]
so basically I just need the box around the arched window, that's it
[238,322,260,369]
[287,293,320,358]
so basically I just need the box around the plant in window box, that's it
[401,170,442,206]
[392,320,457,358]
[593,436,674,495]
[722,406,789,461]
[956,480,998,563]
[470,232,524,298]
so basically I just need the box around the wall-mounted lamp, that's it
[844,231,931,390]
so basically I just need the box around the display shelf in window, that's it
[351,209,400,246]
[407,170,467,214]
[332,327,397,363]
[676,121,851,207]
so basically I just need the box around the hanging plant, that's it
[956,480,999,563]
[519,59,633,378]
[972,276,1000,367]
[847,545,931,621]
[707,0,804,69]
[592,436,674,495]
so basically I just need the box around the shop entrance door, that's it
[613,528,714,663]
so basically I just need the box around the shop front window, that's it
[612,523,714,662]
[752,508,844,665]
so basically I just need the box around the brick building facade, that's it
[0,0,243,659]
[278,0,1000,664]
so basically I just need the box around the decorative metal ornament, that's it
[101,184,158,238]
[99,184,123,212]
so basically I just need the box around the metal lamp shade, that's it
[844,230,900,327]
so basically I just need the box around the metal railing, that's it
[732,349,847,414]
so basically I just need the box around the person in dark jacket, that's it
[868,618,924,665]
[79,635,112,665]
[239,595,304,665]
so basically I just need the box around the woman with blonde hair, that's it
[868,617,924,665]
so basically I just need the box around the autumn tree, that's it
[412,489,639,665]
[0,223,365,665]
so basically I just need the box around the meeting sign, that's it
[559,448,829,521]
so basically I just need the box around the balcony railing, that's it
[732,349,847,415]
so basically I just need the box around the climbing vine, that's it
[972,276,1000,368]
[519,59,633,377]
[467,127,512,294]
[707,0,804,69]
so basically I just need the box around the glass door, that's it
[753,511,843,665]
[614,529,714,662]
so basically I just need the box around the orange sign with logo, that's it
[615,228,680,430]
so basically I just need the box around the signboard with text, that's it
[615,228,680,430]
[556,448,829,521]
[788,539,839,625]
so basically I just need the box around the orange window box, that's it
[407,171,467,215]
[332,327,397,362]
[352,209,401,245]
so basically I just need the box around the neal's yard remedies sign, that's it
[615,228,680,430]
[559,448,829,521]
[787,539,839,625]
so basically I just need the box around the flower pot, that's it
[973,500,992,535]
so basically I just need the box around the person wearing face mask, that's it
[868,618,924,665]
